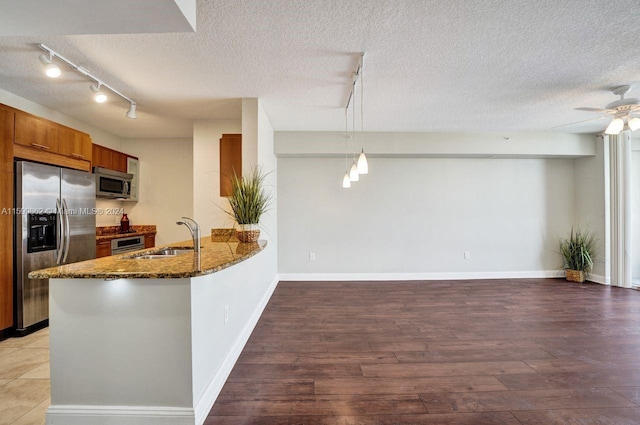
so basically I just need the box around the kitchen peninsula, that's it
[29,237,275,425]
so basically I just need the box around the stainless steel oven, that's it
[111,235,145,255]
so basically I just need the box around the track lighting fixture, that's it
[36,43,138,120]
[90,84,107,103]
[38,53,61,78]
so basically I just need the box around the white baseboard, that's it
[587,273,609,285]
[278,270,565,282]
[46,406,195,425]
[192,276,279,425]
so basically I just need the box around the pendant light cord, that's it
[360,57,364,147]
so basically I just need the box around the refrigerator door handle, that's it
[56,198,65,265]
[62,198,71,263]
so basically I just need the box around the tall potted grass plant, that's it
[226,167,272,243]
[559,227,597,283]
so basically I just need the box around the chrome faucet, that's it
[176,217,201,270]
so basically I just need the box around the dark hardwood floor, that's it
[206,279,640,424]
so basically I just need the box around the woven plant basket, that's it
[236,224,260,243]
[565,269,585,283]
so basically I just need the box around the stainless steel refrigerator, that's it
[15,161,96,334]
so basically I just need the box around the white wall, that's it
[193,120,242,233]
[574,136,607,281]
[123,138,194,245]
[278,156,575,277]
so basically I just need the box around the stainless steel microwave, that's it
[93,167,133,199]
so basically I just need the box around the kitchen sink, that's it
[129,247,193,260]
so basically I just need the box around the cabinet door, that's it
[113,152,128,173]
[92,144,113,169]
[93,144,129,172]
[220,134,242,197]
[96,240,111,258]
[144,234,155,249]
[0,105,14,173]
[126,157,139,201]
[15,112,59,152]
[59,127,92,161]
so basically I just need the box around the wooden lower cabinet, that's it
[144,234,155,249]
[96,240,111,259]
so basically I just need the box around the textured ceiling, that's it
[0,0,639,138]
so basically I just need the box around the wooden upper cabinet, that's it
[14,111,59,152]
[92,144,133,173]
[220,134,242,197]
[59,127,92,162]
[0,105,14,173]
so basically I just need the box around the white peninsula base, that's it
[45,251,277,425]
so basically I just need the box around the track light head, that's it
[126,102,137,119]
[90,84,107,103]
[38,54,61,78]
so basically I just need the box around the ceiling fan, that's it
[574,85,640,134]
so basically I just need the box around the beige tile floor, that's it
[0,328,49,425]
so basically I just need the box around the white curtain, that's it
[608,132,632,288]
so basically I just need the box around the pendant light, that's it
[349,162,359,181]
[342,172,351,188]
[340,52,370,186]
[356,52,368,174]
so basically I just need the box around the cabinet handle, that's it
[31,143,50,150]
[70,153,85,159]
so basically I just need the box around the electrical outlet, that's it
[464,251,470,260]
[224,305,229,324]
[309,252,316,261]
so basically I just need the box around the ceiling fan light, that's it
[349,162,359,181]
[605,117,624,135]
[342,172,351,188]
[628,117,640,132]
[357,149,368,174]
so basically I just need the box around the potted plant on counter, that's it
[560,227,597,283]
[226,167,272,243]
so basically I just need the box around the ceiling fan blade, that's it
[575,107,615,113]
[550,115,609,130]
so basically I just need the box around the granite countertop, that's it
[96,225,157,241]
[28,237,266,280]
